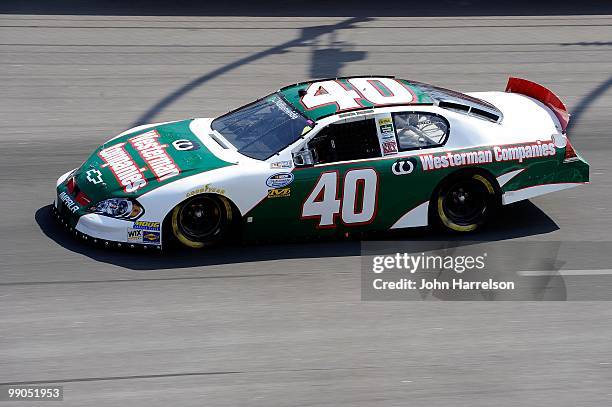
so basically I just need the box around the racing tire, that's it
[432,172,499,233]
[170,195,233,248]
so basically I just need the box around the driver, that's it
[395,113,445,149]
[395,113,428,148]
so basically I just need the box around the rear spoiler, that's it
[505,77,570,132]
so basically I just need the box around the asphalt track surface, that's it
[1,11,612,407]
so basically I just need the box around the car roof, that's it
[279,75,435,122]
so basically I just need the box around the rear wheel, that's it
[433,173,498,233]
[171,195,233,248]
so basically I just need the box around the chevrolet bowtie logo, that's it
[86,169,103,184]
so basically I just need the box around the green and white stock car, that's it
[53,76,589,249]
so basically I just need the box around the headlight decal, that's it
[90,198,144,220]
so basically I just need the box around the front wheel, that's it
[433,173,499,233]
[170,195,233,248]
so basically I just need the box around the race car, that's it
[53,76,589,249]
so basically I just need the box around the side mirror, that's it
[293,149,315,167]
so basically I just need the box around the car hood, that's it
[71,119,233,204]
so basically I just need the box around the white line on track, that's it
[519,269,612,276]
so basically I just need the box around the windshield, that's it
[211,93,313,160]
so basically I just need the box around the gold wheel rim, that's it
[437,174,495,232]
[170,195,233,249]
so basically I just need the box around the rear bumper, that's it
[501,155,589,205]
[502,182,586,205]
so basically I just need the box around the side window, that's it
[392,112,449,151]
[308,118,381,164]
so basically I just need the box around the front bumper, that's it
[52,204,163,250]
[54,166,164,250]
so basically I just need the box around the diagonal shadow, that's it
[133,16,371,127]
[566,75,612,133]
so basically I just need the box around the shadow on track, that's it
[566,75,612,134]
[36,201,558,271]
[131,16,371,126]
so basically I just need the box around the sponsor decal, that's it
[492,141,556,163]
[59,191,80,213]
[142,231,161,244]
[419,141,556,172]
[129,130,180,182]
[171,139,200,151]
[392,159,415,175]
[382,140,398,155]
[266,173,294,189]
[270,160,293,169]
[382,141,398,154]
[128,227,160,244]
[378,117,395,140]
[420,150,492,171]
[267,188,291,199]
[127,228,143,242]
[186,184,226,198]
[132,221,160,231]
[271,96,299,119]
[338,109,374,119]
[98,143,147,193]
[85,169,104,184]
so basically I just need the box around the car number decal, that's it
[301,168,379,228]
[301,78,415,111]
